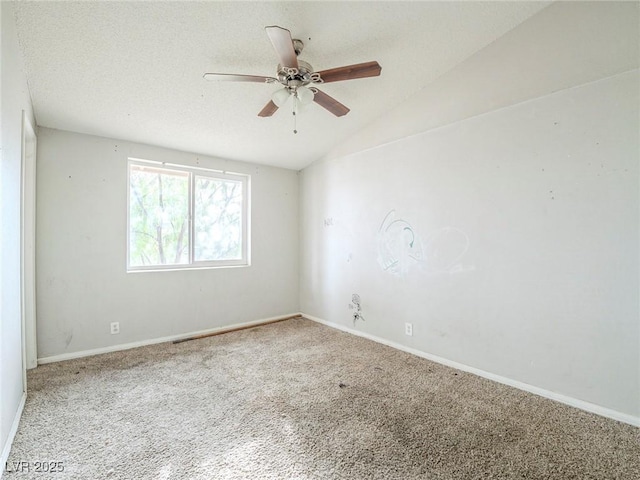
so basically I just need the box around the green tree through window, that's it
[194,176,243,262]
[128,161,248,270]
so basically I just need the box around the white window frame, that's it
[127,158,250,272]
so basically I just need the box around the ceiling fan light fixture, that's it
[271,88,292,107]
[296,86,314,105]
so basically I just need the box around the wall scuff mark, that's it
[376,210,424,276]
[377,210,473,276]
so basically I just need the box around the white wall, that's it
[299,69,639,420]
[323,1,639,163]
[36,128,299,359]
[1,0,36,465]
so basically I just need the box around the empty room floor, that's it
[6,318,639,479]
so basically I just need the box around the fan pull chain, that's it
[292,95,298,134]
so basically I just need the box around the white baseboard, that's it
[302,313,639,428]
[0,392,27,479]
[38,313,300,365]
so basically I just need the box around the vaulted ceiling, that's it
[14,1,550,170]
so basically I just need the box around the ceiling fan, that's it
[203,26,381,121]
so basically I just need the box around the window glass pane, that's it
[194,175,243,262]
[129,165,189,267]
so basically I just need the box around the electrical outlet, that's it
[405,322,413,336]
[110,322,120,335]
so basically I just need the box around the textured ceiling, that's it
[13,1,549,170]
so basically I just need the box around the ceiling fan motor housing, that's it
[276,59,322,88]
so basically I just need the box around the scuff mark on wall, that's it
[376,210,424,275]
[377,210,474,276]
[423,226,473,275]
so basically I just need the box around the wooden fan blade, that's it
[258,100,279,117]
[265,26,299,69]
[203,73,277,83]
[316,61,381,83]
[312,89,350,117]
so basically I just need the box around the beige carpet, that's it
[6,318,639,479]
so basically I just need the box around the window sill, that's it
[127,263,250,274]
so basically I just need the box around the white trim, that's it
[127,156,246,177]
[20,111,38,375]
[302,313,640,428]
[37,313,300,365]
[0,392,27,479]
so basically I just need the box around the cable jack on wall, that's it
[349,294,365,325]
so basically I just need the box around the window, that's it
[127,159,249,271]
